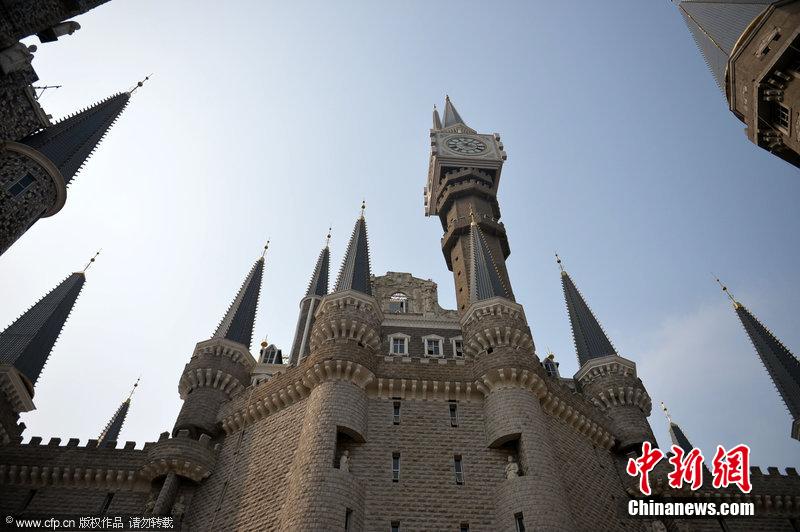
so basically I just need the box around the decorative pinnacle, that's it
[555,252,565,273]
[469,206,476,226]
[360,199,366,219]
[126,376,141,402]
[660,401,673,424]
[326,227,332,247]
[261,239,270,259]
[260,336,268,348]
[713,275,738,307]
[82,249,101,272]
[129,74,152,95]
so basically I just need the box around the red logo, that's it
[667,445,704,490]
[711,444,752,493]
[626,441,664,496]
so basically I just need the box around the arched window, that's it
[388,292,409,313]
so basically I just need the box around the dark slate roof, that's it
[213,258,264,349]
[21,93,130,185]
[468,222,509,303]
[0,272,85,390]
[98,398,130,445]
[669,421,695,454]
[334,216,372,295]
[443,96,466,127]
[735,303,800,420]
[259,343,283,365]
[306,246,330,297]
[675,0,775,91]
[560,270,617,367]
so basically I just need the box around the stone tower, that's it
[426,97,511,313]
[0,91,133,256]
[558,257,655,453]
[718,280,800,441]
[674,0,800,168]
[0,265,88,443]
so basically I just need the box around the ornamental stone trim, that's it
[0,365,34,413]
[178,368,245,400]
[139,431,217,483]
[574,354,637,385]
[0,463,143,490]
[590,385,652,415]
[191,338,256,369]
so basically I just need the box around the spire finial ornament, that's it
[469,206,476,226]
[261,239,270,259]
[360,200,366,219]
[83,249,101,272]
[126,376,141,402]
[714,275,738,307]
[555,252,565,273]
[660,401,673,424]
[129,74,152,95]
[326,227,332,247]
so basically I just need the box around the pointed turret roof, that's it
[0,271,86,392]
[468,218,509,303]
[98,378,138,445]
[557,256,617,367]
[661,402,694,454]
[306,245,330,297]
[21,92,131,185]
[213,256,265,349]
[443,95,466,127]
[734,300,800,426]
[674,0,774,92]
[334,207,372,295]
[432,105,443,129]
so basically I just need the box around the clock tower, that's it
[426,96,513,313]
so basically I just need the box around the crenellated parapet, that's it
[308,290,383,364]
[138,431,218,484]
[460,297,535,374]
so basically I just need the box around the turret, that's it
[0,79,144,256]
[558,255,655,452]
[0,253,95,442]
[98,377,139,446]
[717,278,800,441]
[288,231,330,366]
[173,248,265,438]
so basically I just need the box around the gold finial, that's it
[468,206,476,226]
[83,249,101,272]
[126,376,141,402]
[260,336,268,349]
[261,239,270,259]
[555,252,565,273]
[660,401,672,424]
[713,275,738,307]
[545,347,555,360]
[360,200,366,219]
[326,227,332,247]
[129,74,152,95]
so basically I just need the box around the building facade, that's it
[675,0,800,168]
[0,98,799,531]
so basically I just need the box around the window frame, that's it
[515,513,526,532]
[388,292,409,314]
[449,401,459,427]
[392,452,401,482]
[388,333,410,356]
[451,336,464,358]
[392,400,401,425]
[776,103,791,132]
[423,335,444,358]
[454,454,465,485]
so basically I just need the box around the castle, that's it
[1,1,800,531]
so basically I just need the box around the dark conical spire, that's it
[334,205,372,295]
[21,91,131,185]
[0,271,86,393]
[730,295,800,439]
[661,402,694,454]
[306,244,330,297]
[98,378,138,445]
[213,255,265,349]
[557,255,617,367]
[467,214,509,303]
[674,0,774,92]
[443,95,466,127]
[432,105,443,129]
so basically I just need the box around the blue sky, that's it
[2,0,797,468]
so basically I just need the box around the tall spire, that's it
[673,0,773,92]
[661,402,694,454]
[212,253,265,349]
[432,105,443,129]
[557,255,617,367]
[0,266,87,393]
[20,90,132,185]
[442,95,466,127]
[98,377,139,445]
[334,205,372,295]
[467,212,509,303]
[720,281,800,440]
[306,240,330,298]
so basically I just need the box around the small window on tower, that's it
[424,337,442,357]
[454,455,465,485]
[388,293,408,313]
[8,173,35,197]
[392,452,401,482]
[452,338,464,358]
[393,400,401,425]
[515,513,526,532]
[449,401,459,427]
[391,337,406,355]
[391,522,401,532]
[776,103,791,131]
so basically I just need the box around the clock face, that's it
[446,136,487,155]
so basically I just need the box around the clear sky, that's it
[2,0,798,469]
